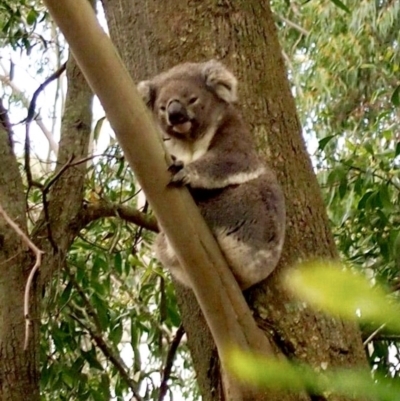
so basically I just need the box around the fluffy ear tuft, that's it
[202,60,238,103]
[137,80,155,107]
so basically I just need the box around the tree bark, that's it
[32,51,94,285]
[102,0,368,400]
[0,43,93,401]
[0,102,39,401]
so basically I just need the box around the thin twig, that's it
[25,62,67,125]
[158,324,185,401]
[344,163,400,191]
[65,264,104,332]
[24,62,67,189]
[275,14,309,36]
[363,324,386,346]
[0,73,59,155]
[0,203,45,349]
[363,333,400,342]
[69,312,143,401]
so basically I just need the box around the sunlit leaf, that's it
[228,349,400,401]
[284,262,400,331]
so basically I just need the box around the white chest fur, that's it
[163,125,216,165]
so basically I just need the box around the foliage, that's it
[286,262,400,330]
[229,350,400,401]
[38,147,197,401]
[272,0,400,378]
[0,0,47,51]
[229,263,400,400]
[1,0,400,399]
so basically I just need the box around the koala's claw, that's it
[168,158,184,174]
[169,168,191,187]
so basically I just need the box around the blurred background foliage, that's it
[273,0,400,381]
[0,0,399,399]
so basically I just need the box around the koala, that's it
[137,60,285,290]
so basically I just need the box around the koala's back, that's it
[192,170,285,289]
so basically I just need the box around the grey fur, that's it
[138,60,286,290]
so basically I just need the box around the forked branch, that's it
[0,202,44,349]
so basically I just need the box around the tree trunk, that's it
[0,102,39,401]
[102,0,368,399]
[0,48,93,400]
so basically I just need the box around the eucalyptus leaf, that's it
[284,262,400,332]
[228,349,400,401]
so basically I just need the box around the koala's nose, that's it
[167,100,189,125]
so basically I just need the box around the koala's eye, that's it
[188,97,198,105]
[159,105,166,112]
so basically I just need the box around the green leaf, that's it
[393,232,400,269]
[114,252,123,275]
[93,116,106,142]
[109,322,123,345]
[329,0,350,13]
[62,370,77,389]
[391,85,400,107]
[99,373,111,399]
[284,262,400,331]
[92,294,110,330]
[395,142,400,157]
[82,349,104,371]
[318,135,335,151]
[228,349,400,400]
[364,142,374,155]
[378,185,392,213]
[60,281,73,305]
[26,9,38,26]
[338,174,348,199]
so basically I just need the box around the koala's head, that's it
[137,60,237,140]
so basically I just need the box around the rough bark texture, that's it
[0,103,39,400]
[102,0,368,400]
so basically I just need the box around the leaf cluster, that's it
[38,147,197,400]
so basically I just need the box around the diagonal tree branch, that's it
[43,2,276,399]
[24,63,67,189]
[158,324,185,401]
[0,72,59,155]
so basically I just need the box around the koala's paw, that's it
[169,167,191,186]
[167,157,184,175]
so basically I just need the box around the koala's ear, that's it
[137,80,156,108]
[202,60,238,103]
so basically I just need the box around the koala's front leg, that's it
[168,156,190,186]
[168,158,196,187]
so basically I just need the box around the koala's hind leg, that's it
[197,178,285,290]
[214,232,280,290]
[153,233,191,287]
